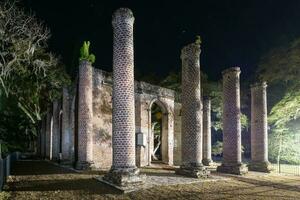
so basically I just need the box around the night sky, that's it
[23,0,300,81]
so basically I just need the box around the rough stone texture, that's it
[70,88,76,163]
[92,69,113,169]
[202,96,213,166]
[249,82,271,173]
[173,103,182,166]
[217,67,248,175]
[61,87,73,163]
[176,42,209,178]
[40,116,46,158]
[36,126,41,156]
[135,82,174,167]
[75,60,94,170]
[104,8,143,186]
[45,108,53,160]
[90,69,176,169]
[97,171,225,193]
[52,100,60,160]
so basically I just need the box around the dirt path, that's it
[2,160,300,200]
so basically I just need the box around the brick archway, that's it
[147,99,172,166]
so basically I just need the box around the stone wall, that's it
[90,68,177,169]
[92,69,113,169]
[53,67,180,169]
[173,103,182,165]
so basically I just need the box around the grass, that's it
[0,191,10,200]
[3,160,300,200]
[270,163,300,176]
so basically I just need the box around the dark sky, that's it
[23,0,300,81]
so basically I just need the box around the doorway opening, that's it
[151,102,163,162]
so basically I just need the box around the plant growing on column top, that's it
[79,41,96,64]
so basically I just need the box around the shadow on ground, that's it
[11,160,74,175]
[5,159,300,200]
[9,178,122,195]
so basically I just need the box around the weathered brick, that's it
[248,82,271,172]
[176,42,209,178]
[202,96,213,166]
[217,67,248,175]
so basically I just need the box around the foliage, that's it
[257,37,300,164]
[0,1,70,154]
[212,141,223,156]
[79,41,96,64]
[0,191,11,200]
[195,35,202,45]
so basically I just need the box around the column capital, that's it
[222,67,241,76]
[79,60,92,67]
[181,43,201,60]
[250,81,267,89]
[112,8,135,26]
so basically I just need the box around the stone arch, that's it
[148,98,172,165]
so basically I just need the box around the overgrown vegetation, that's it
[79,41,96,64]
[0,1,70,155]
[257,38,300,164]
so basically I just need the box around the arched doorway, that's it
[151,103,163,162]
[148,99,170,165]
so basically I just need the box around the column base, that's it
[217,163,248,175]
[175,163,210,178]
[103,167,145,187]
[202,158,213,166]
[75,161,94,170]
[248,161,272,173]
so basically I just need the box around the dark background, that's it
[22,0,300,81]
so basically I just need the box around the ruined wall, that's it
[173,102,182,166]
[92,69,113,169]
[53,67,179,169]
[90,68,177,169]
[135,82,175,166]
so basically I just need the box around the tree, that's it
[0,1,70,154]
[257,37,300,164]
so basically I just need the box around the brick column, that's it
[175,42,209,178]
[75,60,94,170]
[103,8,144,186]
[52,100,60,160]
[202,96,213,166]
[61,87,72,163]
[36,120,42,156]
[45,108,53,159]
[217,67,248,175]
[40,116,46,158]
[249,82,271,172]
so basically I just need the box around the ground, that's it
[1,160,300,200]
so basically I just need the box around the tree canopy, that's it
[0,1,70,155]
[257,37,300,164]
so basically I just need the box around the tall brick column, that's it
[175,42,209,178]
[75,60,94,170]
[61,87,72,163]
[52,100,60,160]
[217,67,248,175]
[249,82,271,172]
[202,96,213,166]
[103,8,144,186]
[45,108,53,159]
[40,116,46,158]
